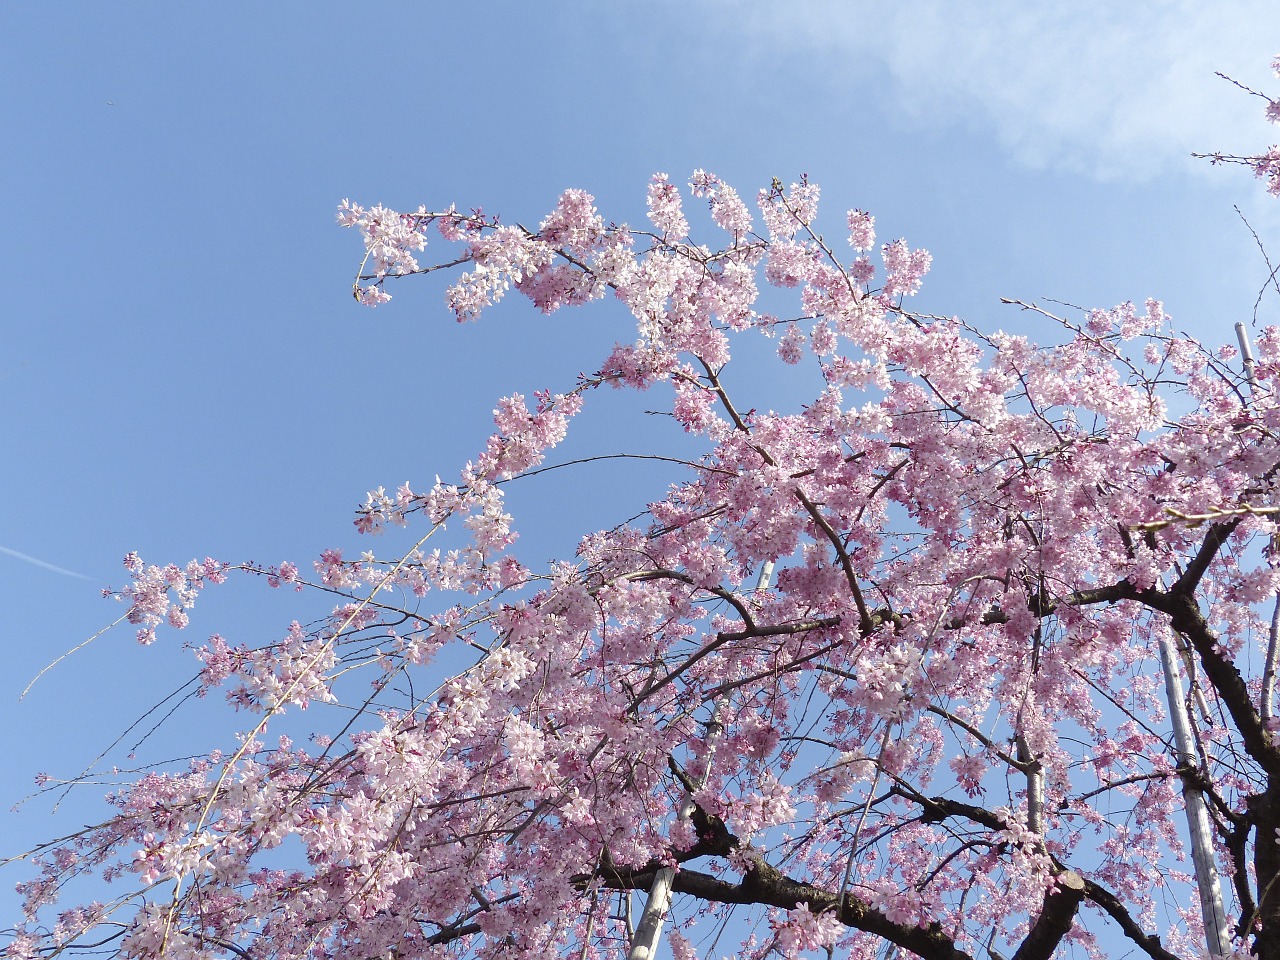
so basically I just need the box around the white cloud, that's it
[709,0,1279,182]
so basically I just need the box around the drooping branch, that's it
[619,568,760,632]
[695,358,875,633]
[925,704,1030,771]
[638,611,842,704]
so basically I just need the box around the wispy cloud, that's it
[709,0,1280,182]
[0,545,90,580]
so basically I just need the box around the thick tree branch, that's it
[1143,589,1280,774]
[944,579,1134,630]
[903,792,1187,960]
[1010,871,1086,960]
[595,862,975,960]
[582,800,975,960]
[1226,821,1258,934]
[1079,878,1185,960]
[1173,518,1242,596]
[613,792,1076,960]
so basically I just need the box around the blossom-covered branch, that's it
[12,74,1280,960]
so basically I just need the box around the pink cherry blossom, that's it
[14,74,1280,960]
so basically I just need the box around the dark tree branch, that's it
[1011,871,1086,960]
[944,579,1134,630]
[594,862,975,960]
[1080,878,1185,960]
[1142,589,1280,774]
[597,791,1093,960]
[1173,518,1242,596]
[581,798,976,960]
[426,921,482,946]
[899,791,1189,960]
[1226,821,1258,935]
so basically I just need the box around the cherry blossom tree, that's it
[10,59,1280,960]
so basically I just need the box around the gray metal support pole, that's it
[1160,633,1230,956]
[1157,323,1258,957]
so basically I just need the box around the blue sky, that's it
[3,0,1280,937]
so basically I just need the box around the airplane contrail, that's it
[0,545,91,580]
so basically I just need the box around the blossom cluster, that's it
[13,152,1280,960]
[111,552,228,645]
[1254,56,1280,196]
